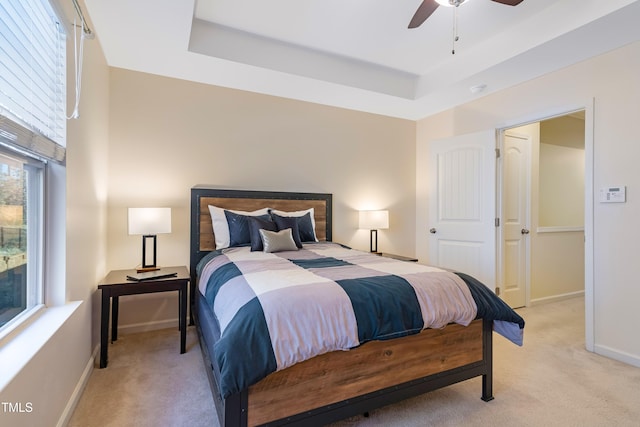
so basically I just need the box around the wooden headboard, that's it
[189,186,333,282]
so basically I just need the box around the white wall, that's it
[105,68,417,332]
[417,40,640,367]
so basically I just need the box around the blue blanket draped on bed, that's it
[197,242,525,399]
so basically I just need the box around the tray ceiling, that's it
[84,0,640,119]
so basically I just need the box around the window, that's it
[0,0,66,334]
[0,149,43,329]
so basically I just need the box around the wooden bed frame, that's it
[189,186,494,427]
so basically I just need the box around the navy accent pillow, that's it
[225,211,271,247]
[270,212,316,243]
[248,216,278,251]
[271,214,302,248]
[296,212,316,242]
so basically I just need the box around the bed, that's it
[189,186,524,427]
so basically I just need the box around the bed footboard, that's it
[196,305,494,427]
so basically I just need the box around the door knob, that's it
[521,228,530,235]
[429,228,437,234]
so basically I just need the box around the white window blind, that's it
[0,0,66,155]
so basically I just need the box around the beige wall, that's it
[533,118,585,303]
[539,143,585,227]
[539,115,586,227]
[531,230,585,302]
[494,121,584,304]
[520,121,585,304]
[417,40,640,367]
[106,68,416,330]
[65,29,110,347]
[0,0,111,425]
[534,142,585,303]
[540,114,586,149]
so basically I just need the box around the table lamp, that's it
[128,207,171,272]
[359,210,389,253]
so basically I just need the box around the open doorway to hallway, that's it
[498,111,586,309]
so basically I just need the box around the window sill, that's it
[0,305,46,346]
[0,301,82,391]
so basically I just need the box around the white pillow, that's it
[208,205,270,249]
[269,207,318,242]
[259,228,299,253]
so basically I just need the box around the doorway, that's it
[498,112,586,309]
[425,103,594,351]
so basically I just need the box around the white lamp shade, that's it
[128,208,172,235]
[359,210,389,230]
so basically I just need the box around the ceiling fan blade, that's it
[408,0,439,29]
[491,0,525,5]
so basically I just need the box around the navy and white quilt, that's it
[198,242,525,398]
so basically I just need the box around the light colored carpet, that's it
[68,326,217,427]
[69,297,640,426]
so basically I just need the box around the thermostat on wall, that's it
[600,186,626,203]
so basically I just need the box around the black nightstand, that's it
[98,266,190,368]
[378,253,419,262]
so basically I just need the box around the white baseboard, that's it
[56,345,99,427]
[117,318,179,335]
[594,344,640,369]
[530,290,584,306]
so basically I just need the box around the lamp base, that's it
[139,235,159,273]
[370,229,379,253]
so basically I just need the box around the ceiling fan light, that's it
[435,0,468,7]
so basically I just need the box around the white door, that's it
[428,130,497,290]
[500,131,531,308]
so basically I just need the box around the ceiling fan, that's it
[409,0,525,29]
